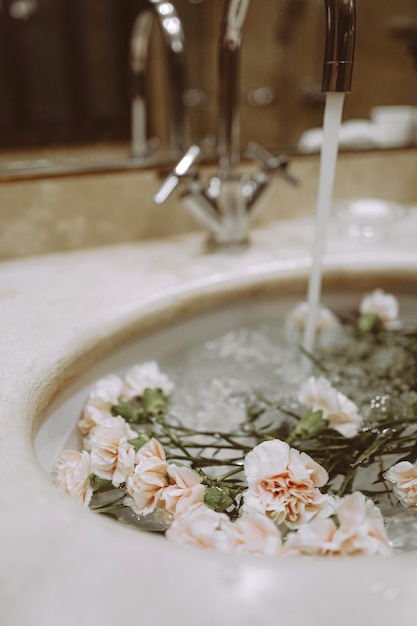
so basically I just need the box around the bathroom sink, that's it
[36,276,417,626]
[2,214,417,626]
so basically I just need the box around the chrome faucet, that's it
[154,0,356,246]
[130,0,187,159]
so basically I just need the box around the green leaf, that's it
[288,409,328,442]
[128,434,151,452]
[90,474,113,491]
[111,398,145,423]
[358,311,383,333]
[142,387,168,417]
[329,514,340,529]
[204,486,234,512]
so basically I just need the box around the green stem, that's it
[92,502,126,514]
[336,467,356,497]
[165,452,245,467]
[298,344,328,373]
[351,430,397,468]
[165,441,248,451]
[216,466,245,482]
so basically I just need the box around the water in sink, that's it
[38,280,417,555]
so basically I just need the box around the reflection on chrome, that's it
[153,0,356,247]
[130,1,186,159]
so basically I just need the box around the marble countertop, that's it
[1,212,417,626]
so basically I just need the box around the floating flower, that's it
[384,460,417,509]
[359,288,400,330]
[243,439,333,529]
[51,449,93,507]
[284,492,392,556]
[298,376,362,438]
[167,505,283,555]
[123,361,175,400]
[78,374,125,435]
[50,333,411,558]
[125,438,169,516]
[135,437,166,463]
[286,302,340,330]
[165,504,232,550]
[89,416,136,486]
[225,512,282,556]
[159,464,205,525]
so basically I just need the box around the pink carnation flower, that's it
[125,438,169,516]
[123,361,175,400]
[89,416,136,486]
[384,460,417,508]
[298,376,362,438]
[284,492,392,556]
[226,512,282,556]
[359,288,400,330]
[52,449,93,507]
[167,506,282,556]
[78,374,125,435]
[243,439,333,529]
[286,302,340,330]
[78,362,175,436]
[166,504,232,550]
[159,464,205,525]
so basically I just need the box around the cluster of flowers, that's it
[287,287,400,332]
[53,361,175,507]
[168,439,393,557]
[52,289,415,557]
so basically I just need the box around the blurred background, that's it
[0,0,415,161]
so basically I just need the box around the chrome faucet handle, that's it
[153,145,201,204]
[244,141,299,186]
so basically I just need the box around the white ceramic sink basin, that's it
[2,214,417,626]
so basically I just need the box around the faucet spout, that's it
[130,0,186,159]
[217,0,250,178]
[218,0,356,172]
[322,0,356,92]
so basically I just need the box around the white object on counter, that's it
[298,106,417,153]
[370,105,417,148]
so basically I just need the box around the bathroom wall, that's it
[0,0,415,157]
[177,0,417,152]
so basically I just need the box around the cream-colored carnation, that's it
[79,374,125,435]
[165,504,232,550]
[359,288,400,329]
[298,376,362,438]
[286,302,340,330]
[243,439,333,529]
[283,517,336,556]
[284,492,392,556]
[135,437,166,463]
[123,361,175,400]
[226,512,282,556]
[384,460,417,508]
[52,449,93,507]
[159,464,205,525]
[89,416,136,486]
[125,438,169,516]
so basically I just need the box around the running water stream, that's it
[303,92,346,355]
